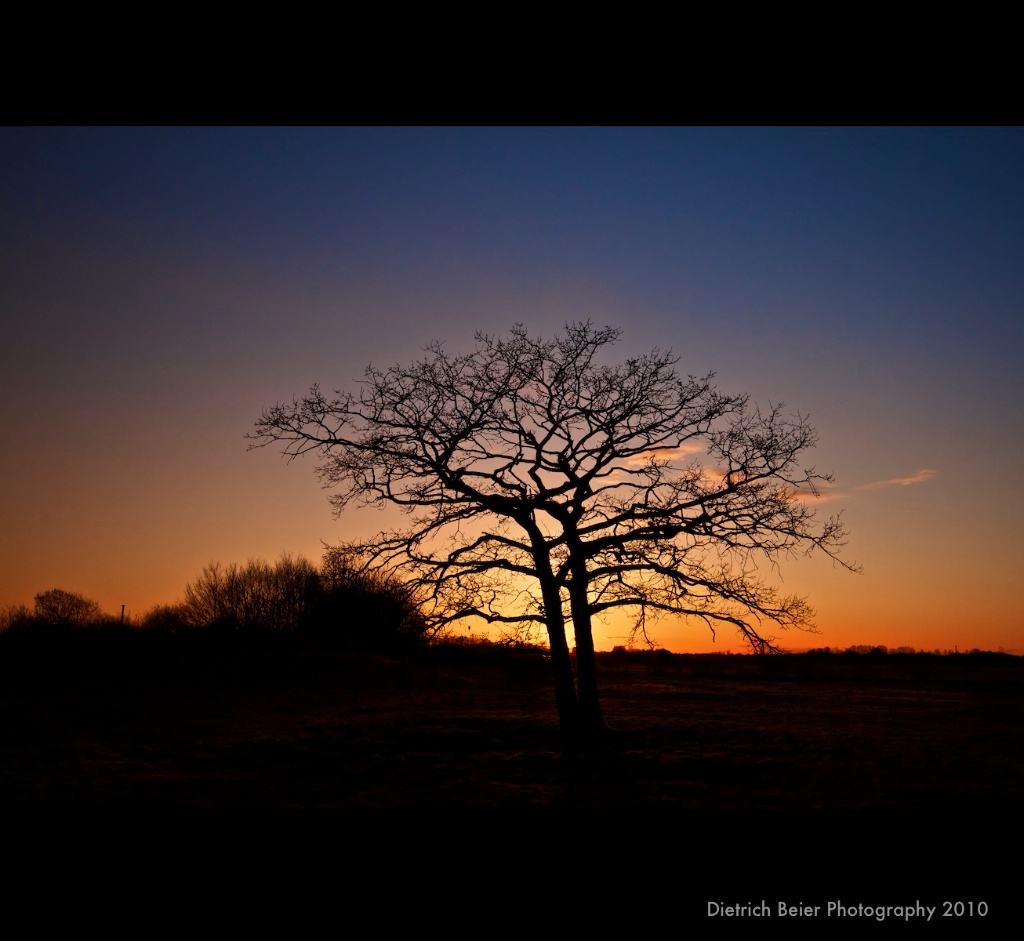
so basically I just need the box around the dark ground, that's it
[2,633,1021,811]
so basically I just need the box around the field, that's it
[2,634,1021,811]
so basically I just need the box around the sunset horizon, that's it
[2,128,1021,659]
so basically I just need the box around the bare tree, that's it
[33,588,102,627]
[251,322,855,742]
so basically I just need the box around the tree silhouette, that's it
[33,588,102,626]
[252,322,854,742]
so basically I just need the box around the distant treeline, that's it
[2,558,1016,662]
[805,644,1015,658]
[603,644,1017,661]
[0,552,430,656]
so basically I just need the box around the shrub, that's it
[181,553,318,632]
[139,604,190,632]
[302,550,431,655]
[177,551,431,654]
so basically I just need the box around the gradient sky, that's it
[2,127,1021,653]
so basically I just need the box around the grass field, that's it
[2,635,1020,810]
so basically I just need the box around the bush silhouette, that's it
[302,550,430,655]
[181,553,318,633]
[139,604,190,633]
[179,551,430,654]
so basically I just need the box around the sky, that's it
[1,127,1021,653]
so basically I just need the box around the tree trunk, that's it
[545,616,581,743]
[566,551,608,742]
[572,614,607,739]
[529,526,606,747]
[533,561,581,744]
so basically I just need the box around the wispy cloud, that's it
[857,468,938,491]
[620,443,706,469]
[789,484,846,504]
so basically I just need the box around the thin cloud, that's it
[620,443,706,469]
[858,468,938,491]
[789,486,846,504]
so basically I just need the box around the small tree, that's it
[252,323,855,742]
[33,589,102,627]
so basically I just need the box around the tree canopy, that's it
[252,322,854,740]
[33,588,102,627]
